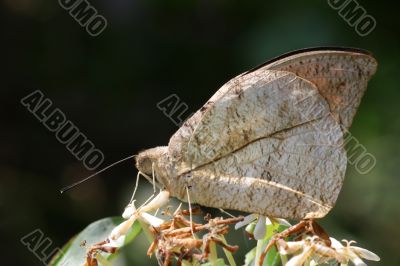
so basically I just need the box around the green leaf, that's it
[48,235,76,266]
[123,220,142,244]
[50,216,142,266]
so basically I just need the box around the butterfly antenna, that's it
[60,154,136,194]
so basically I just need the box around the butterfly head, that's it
[135,146,167,174]
[135,146,170,188]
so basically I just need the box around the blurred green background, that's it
[1,0,399,265]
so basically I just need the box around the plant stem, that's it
[209,242,218,266]
[220,235,236,266]
[255,239,264,266]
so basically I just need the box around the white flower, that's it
[140,212,164,227]
[254,215,267,240]
[109,191,170,245]
[276,238,305,255]
[235,213,258,230]
[104,234,126,248]
[330,238,380,266]
[275,236,380,266]
[234,214,291,240]
[286,246,314,266]
[277,236,319,266]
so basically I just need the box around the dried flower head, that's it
[274,236,380,266]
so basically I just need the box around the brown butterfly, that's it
[136,47,377,220]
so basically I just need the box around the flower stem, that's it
[255,239,264,266]
[220,235,236,266]
[209,241,218,266]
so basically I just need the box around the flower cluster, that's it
[275,236,380,266]
[236,214,380,266]
[84,195,380,266]
[146,209,243,265]
[85,190,244,266]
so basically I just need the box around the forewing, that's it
[254,48,377,129]
[168,72,346,218]
[169,69,333,174]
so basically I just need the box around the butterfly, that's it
[136,47,377,220]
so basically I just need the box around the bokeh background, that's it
[1,0,399,265]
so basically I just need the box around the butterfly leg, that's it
[185,185,195,238]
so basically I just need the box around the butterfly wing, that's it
[167,69,346,219]
[168,48,376,172]
[249,48,378,129]
[183,114,346,219]
[166,48,376,218]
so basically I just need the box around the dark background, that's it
[1,0,399,265]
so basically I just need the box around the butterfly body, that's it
[136,48,377,220]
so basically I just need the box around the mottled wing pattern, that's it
[169,49,376,170]
[168,69,346,218]
[183,114,346,219]
[255,49,378,129]
[166,48,376,219]
[169,71,327,172]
